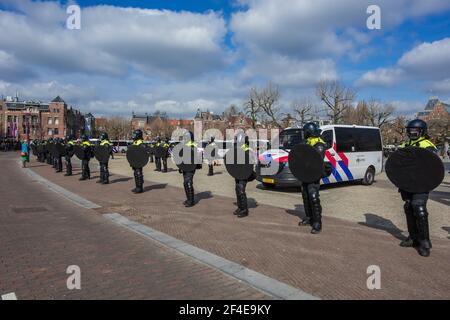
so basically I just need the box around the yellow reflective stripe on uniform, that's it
[68,141,75,145]
[133,140,143,146]
[306,137,325,146]
[100,140,111,146]
[186,141,197,147]
[400,138,436,149]
[81,141,92,147]
[241,144,250,152]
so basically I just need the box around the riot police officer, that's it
[233,132,255,218]
[131,129,145,193]
[46,138,53,165]
[79,134,93,181]
[54,138,63,173]
[154,136,162,172]
[179,131,198,207]
[97,132,112,184]
[398,119,437,257]
[64,135,76,176]
[298,122,326,234]
[207,136,216,176]
[161,137,170,173]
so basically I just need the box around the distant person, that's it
[21,141,28,168]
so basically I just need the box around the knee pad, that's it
[403,200,412,214]
[412,204,428,219]
[309,192,321,205]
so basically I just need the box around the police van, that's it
[256,125,383,188]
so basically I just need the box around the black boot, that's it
[65,160,72,176]
[132,170,143,193]
[400,201,420,247]
[236,191,249,218]
[299,187,312,226]
[310,193,322,234]
[97,165,104,183]
[103,166,109,184]
[208,164,214,176]
[184,182,195,207]
[415,206,431,257]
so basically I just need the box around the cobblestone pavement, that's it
[0,153,269,300]
[25,154,450,299]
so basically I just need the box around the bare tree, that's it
[291,99,313,126]
[366,100,395,128]
[251,82,282,128]
[243,88,261,129]
[222,104,239,122]
[316,80,356,124]
[103,117,132,140]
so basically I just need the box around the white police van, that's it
[256,125,383,188]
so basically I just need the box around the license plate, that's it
[262,178,275,184]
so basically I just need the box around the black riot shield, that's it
[94,145,112,163]
[37,144,44,154]
[385,147,444,193]
[126,145,149,169]
[224,146,255,180]
[172,144,201,172]
[204,143,219,162]
[55,143,66,157]
[74,145,87,160]
[288,144,324,183]
[65,144,75,157]
[31,144,37,156]
[154,145,166,158]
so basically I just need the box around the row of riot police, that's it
[33,118,442,258]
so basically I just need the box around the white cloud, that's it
[357,38,450,87]
[0,1,230,79]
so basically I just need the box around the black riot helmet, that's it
[156,136,161,143]
[100,132,109,141]
[132,129,143,141]
[210,136,215,143]
[303,122,320,139]
[183,131,194,142]
[165,137,170,143]
[406,119,427,140]
[81,134,89,141]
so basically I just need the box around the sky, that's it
[0,0,449,119]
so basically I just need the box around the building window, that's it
[54,117,59,125]
[54,128,59,135]
[48,128,53,135]
[47,117,52,125]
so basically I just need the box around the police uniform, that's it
[64,137,75,176]
[161,139,170,173]
[154,138,163,172]
[398,120,437,257]
[80,138,93,181]
[233,137,254,218]
[179,135,198,207]
[98,137,112,184]
[55,138,63,173]
[299,123,326,234]
[207,138,216,176]
[132,136,145,193]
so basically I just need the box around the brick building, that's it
[417,97,450,121]
[0,95,86,140]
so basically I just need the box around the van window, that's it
[335,127,355,152]
[354,128,382,152]
[321,130,334,150]
[335,127,382,153]
[278,129,303,150]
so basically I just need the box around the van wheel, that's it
[362,167,375,186]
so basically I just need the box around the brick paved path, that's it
[24,155,450,300]
[0,153,268,299]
